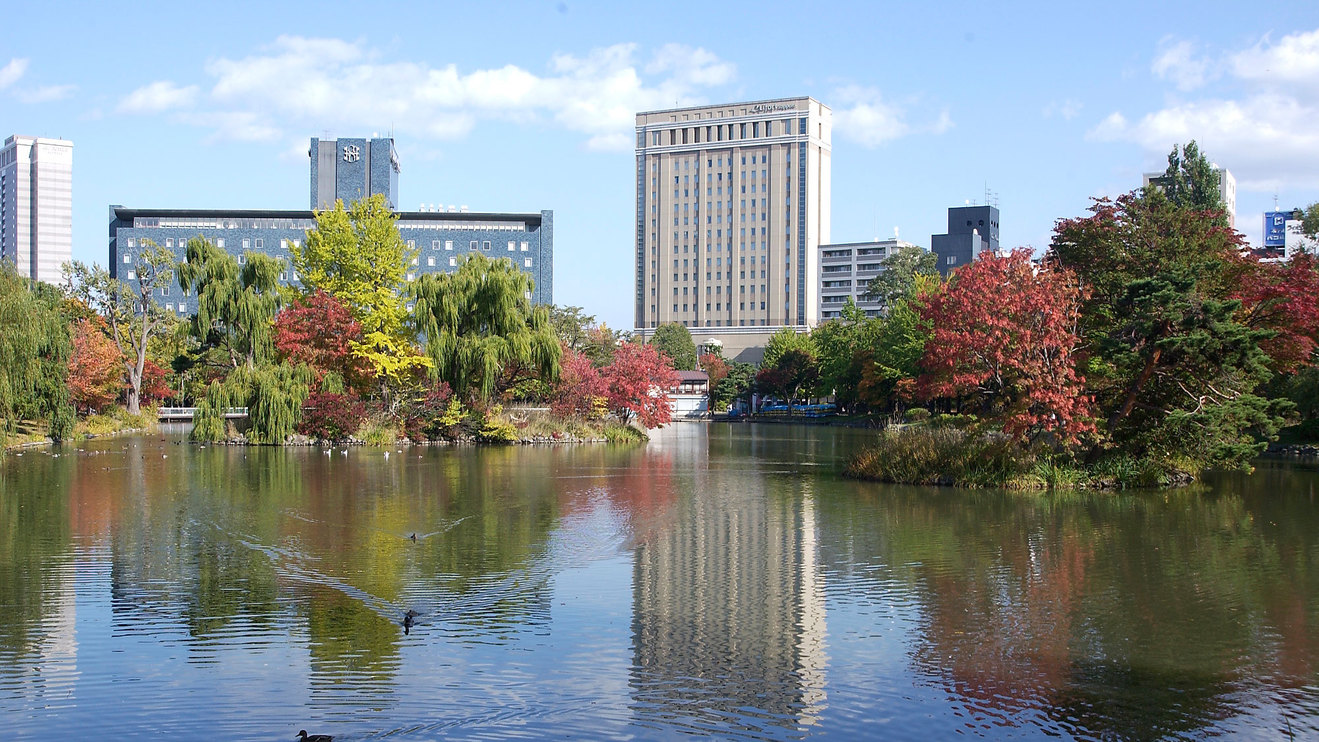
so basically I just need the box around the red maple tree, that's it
[1232,251,1319,373]
[602,342,679,428]
[551,346,608,419]
[68,318,123,414]
[918,249,1094,445]
[138,359,174,406]
[273,290,369,388]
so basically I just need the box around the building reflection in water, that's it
[627,424,827,735]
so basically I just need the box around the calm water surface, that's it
[1,423,1317,740]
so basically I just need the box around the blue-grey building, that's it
[109,207,553,315]
[931,205,999,276]
[310,137,399,210]
[109,137,553,313]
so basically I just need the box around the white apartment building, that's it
[1,135,73,284]
[818,239,920,320]
[634,97,831,363]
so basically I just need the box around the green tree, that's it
[410,252,560,403]
[176,237,284,370]
[1052,191,1284,469]
[650,322,697,370]
[291,194,429,394]
[0,268,73,443]
[64,241,177,415]
[549,305,596,350]
[761,326,813,369]
[864,245,940,307]
[1151,140,1226,224]
[191,363,314,444]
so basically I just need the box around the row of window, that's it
[647,118,804,147]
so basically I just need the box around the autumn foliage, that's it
[918,249,1094,445]
[273,290,369,388]
[602,342,679,428]
[1233,251,1319,373]
[551,347,608,419]
[68,318,123,414]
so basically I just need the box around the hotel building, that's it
[110,137,552,313]
[1,135,73,284]
[634,98,831,363]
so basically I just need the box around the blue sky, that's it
[5,0,1319,329]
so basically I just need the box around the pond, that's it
[1,423,1317,740]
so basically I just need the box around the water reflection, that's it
[628,426,828,737]
[0,427,1316,739]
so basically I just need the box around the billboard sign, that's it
[1265,211,1289,248]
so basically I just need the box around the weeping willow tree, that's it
[0,268,73,444]
[176,237,284,370]
[191,363,313,444]
[410,253,560,403]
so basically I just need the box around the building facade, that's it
[931,205,999,276]
[109,207,553,315]
[817,238,920,320]
[1,135,73,284]
[310,136,399,210]
[110,136,551,313]
[634,97,831,363]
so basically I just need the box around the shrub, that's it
[845,426,1032,487]
[473,407,518,443]
[357,418,400,446]
[298,392,365,443]
[904,407,931,423]
[603,422,648,444]
[399,382,461,442]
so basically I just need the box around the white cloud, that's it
[1043,98,1083,120]
[1090,27,1319,190]
[1231,28,1319,99]
[1152,38,1213,91]
[177,111,281,143]
[832,85,950,147]
[0,58,28,89]
[140,36,737,151]
[16,84,76,103]
[118,81,199,113]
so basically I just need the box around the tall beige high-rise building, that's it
[635,98,831,363]
[1,135,73,284]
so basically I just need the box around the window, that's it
[520,241,529,252]
[433,240,440,250]
[280,239,288,250]
[470,240,478,250]
[407,240,415,249]
[122,254,131,264]
[127,270,136,280]
[445,240,453,250]
[125,238,136,248]
[411,256,419,266]
[165,304,174,312]
[482,241,491,251]
[947,255,957,265]
[216,238,225,248]
[407,272,415,281]
[524,258,532,267]
[449,257,457,267]
[427,256,435,266]
[508,240,515,251]
[254,238,263,249]
[161,286,170,297]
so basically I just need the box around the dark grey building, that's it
[310,137,399,210]
[931,205,999,276]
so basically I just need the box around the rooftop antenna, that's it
[1274,193,1280,211]
[894,226,900,240]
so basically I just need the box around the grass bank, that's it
[845,425,1197,489]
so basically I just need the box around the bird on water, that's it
[403,609,419,634]
[296,732,332,742]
